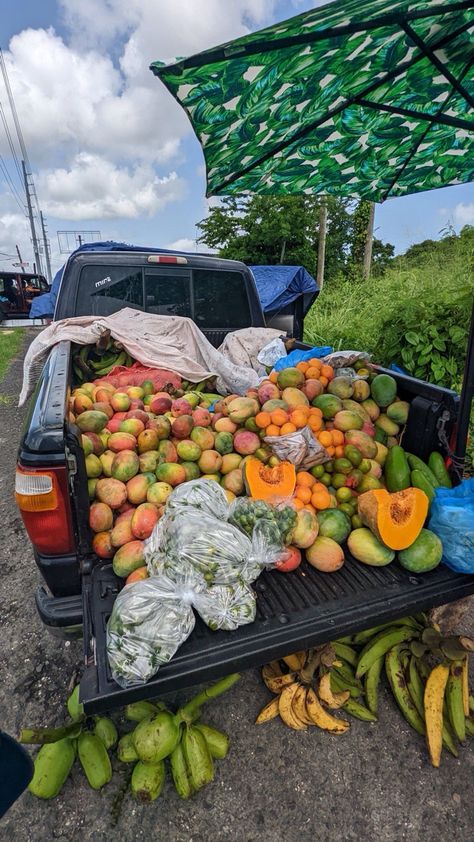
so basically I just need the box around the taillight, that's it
[147,254,188,264]
[15,465,74,555]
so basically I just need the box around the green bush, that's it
[305,226,473,387]
[304,226,474,470]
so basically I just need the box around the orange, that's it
[309,406,323,417]
[303,503,316,514]
[296,361,309,373]
[305,366,320,380]
[280,422,297,435]
[255,411,271,429]
[311,487,331,510]
[319,375,329,387]
[318,430,333,447]
[320,364,334,380]
[308,358,322,368]
[271,409,289,426]
[266,424,281,437]
[291,409,308,429]
[295,486,312,504]
[296,471,315,488]
[326,445,336,457]
[292,497,305,510]
[335,444,345,458]
[269,370,278,384]
[331,429,345,445]
[308,415,323,432]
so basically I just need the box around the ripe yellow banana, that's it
[305,688,349,734]
[282,652,306,671]
[262,671,298,695]
[424,663,449,767]
[279,683,307,731]
[255,697,280,725]
[291,684,314,726]
[318,673,350,710]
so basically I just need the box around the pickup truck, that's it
[16,246,474,714]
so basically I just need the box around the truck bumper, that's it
[35,587,83,640]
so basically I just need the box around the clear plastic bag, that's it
[107,573,198,688]
[323,350,371,369]
[165,478,230,520]
[229,496,297,545]
[146,507,284,586]
[264,425,329,469]
[194,582,256,631]
[107,572,258,686]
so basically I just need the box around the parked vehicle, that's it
[0,271,49,320]
[15,246,474,714]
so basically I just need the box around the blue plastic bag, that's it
[429,478,474,574]
[273,346,332,371]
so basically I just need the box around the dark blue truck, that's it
[16,246,474,713]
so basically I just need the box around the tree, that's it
[197,194,353,280]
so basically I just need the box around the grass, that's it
[0,329,24,382]
[304,242,473,363]
[304,231,474,470]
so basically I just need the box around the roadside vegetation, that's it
[0,328,24,383]
[305,225,474,468]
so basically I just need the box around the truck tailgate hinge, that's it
[65,448,77,480]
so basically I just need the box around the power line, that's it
[0,152,26,212]
[0,102,23,186]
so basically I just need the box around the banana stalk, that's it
[19,721,83,745]
[178,674,240,723]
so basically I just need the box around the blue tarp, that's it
[249,265,318,313]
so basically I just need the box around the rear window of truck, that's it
[75,264,251,328]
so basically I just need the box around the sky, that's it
[0,0,473,278]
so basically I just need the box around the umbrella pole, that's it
[316,198,327,289]
[454,299,474,474]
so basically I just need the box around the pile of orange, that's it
[296,358,335,387]
[316,428,345,458]
[269,358,335,388]
[292,470,331,513]
[255,405,323,437]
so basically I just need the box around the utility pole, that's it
[40,211,52,282]
[15,244,25,272]
[363,202,376,279]
[316,198,327,289]
[22,159,42,276]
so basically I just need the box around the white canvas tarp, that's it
[19,309,282,405]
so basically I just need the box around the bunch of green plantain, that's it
[72,332,134,383]
[118,674,239,802]
[257,614,474,768]
[20,674,239,803]
[20,686,116,799]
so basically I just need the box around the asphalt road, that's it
[1,334,473,842]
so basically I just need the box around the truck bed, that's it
[77,366,474,713]
[80,549,474,714]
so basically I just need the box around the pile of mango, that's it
[70,343,449,582]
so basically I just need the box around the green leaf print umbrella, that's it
[151,0,473,201]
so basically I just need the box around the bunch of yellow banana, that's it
[256,647,357,733]
[256,616,474,763]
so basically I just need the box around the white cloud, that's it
[165,237,196,252]
[37,153,185,220]
[452,202,474,226]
